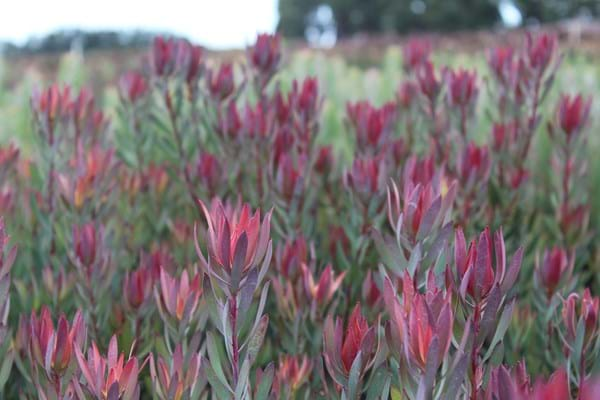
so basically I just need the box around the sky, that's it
[0,0,279,49]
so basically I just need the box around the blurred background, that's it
[0,0,599,155]
[1,0,599,55]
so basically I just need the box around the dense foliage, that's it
[0,32,599,399]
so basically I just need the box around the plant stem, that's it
[470,304,481,400]
[230,293,239,390]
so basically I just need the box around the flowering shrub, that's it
[0,31,598,399]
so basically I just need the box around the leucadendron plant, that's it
[0,29,598,399]
[196,198,273,399]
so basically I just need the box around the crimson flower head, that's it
[291,77,320,122]
[417,61,441,103]
[453,227,523,304]
[73,223,98,267]
[403,38,431,72]
[149,342,203,400]
[197,199,272,292]
[557,93,592,139]
[119,72,148,104]
[388,169,455,243]
[446,68,478,108]
[216,101,242,138]
[485,361,531,399]
[459,142,490,184]
[302,263,345,307]
[31,84,72,135]
[491,122,509,151]
[123,265,153,312]
[323,304,377,385]
[155,267,202,323]
[275,235,308,279]
[509,167,529,190]
[536,247,572,300]
[397,80,418,109]
[581,376,600,400]
[488,46,514,84]
[526,33,557,74]
[530,368,569,400]
[562,288,599,352]
[328,225,351,259]
[29,307,86,377]
[362,270,381,308]
[384,272,453,371]
[177,41,204,85]
[207,63,235,101]
[274,355,312,393]
[74,335,140,400]
[345,156,386,200]
[196,151,222,195]
[346,101,397,151]
[314,145,334,175]
[152,37,177,77]
[242,101,270,139]
[249,33,281,77]
[275,153,305,203]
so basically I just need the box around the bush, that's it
[0,32,598,398]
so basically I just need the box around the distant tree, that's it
[278,0,600,38]
[1,30,170,56]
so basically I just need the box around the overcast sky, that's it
[0,0,279,49]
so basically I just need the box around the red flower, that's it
[323,304,377,385]
[74,335,140,400]
[152,37,177,77]
[200,199,271,274]
[73,223,98,267]
[275,354,312,392]
[403,38,431,72]
[384,272,453,371]
[207,63,235,101]
[275,235,308,279]
[345,156,386,198]
[362,270,381,308]
[453,227,522,303]
[119,72,148,104]
[488,46,514,84]
[531,368,569,400]
[314,145,334,175]
[459,142,490,183]
[557,94,592,139]
[302,263,345,306]
[536,247,572,299]
[526,33,557,73]
[123,265,153,311]
[29,307,85,377]
[177,41,204,85]
[196,152,222,195]
[417,61,441,103]
[216,101,242,139]
[31,84,72,135]
[446,68,478,108]
[397,80,418,109]
[275,153,305,202]
[156,268,202,322]
[249,33,281,76]
[149,342,202,399]
[341,305,370,372]
[346,101,397,151]
[562,288,599,351]
[580,376,600,400]
[291,77,319,121]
